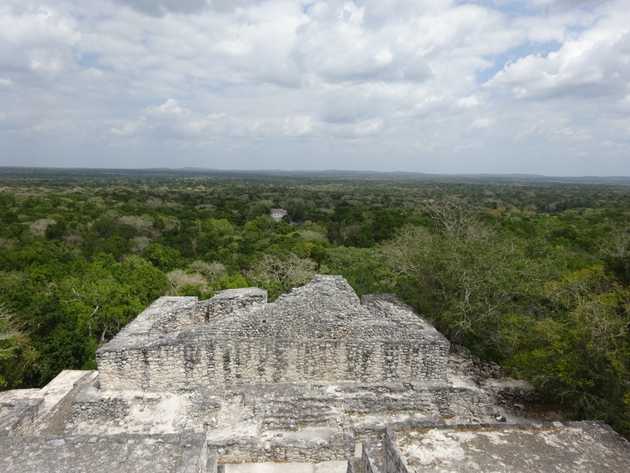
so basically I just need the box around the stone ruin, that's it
[270,208,288,222]
[1,275,629,472]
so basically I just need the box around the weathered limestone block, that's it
[0,390,42,437]
[0,370,97,437]
[97,276,449,392]
[210,427,353,464]
[361,442,380,473]
[0,433,207,473]
[383,429,409,473]
[200,288,268,321]
[387,422,630,473]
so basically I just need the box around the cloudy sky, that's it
[0,0,629,175]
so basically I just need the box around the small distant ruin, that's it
[1,275,629,472]
[270,208,288,222]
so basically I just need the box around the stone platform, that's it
[1,433,207,473]
[354,422,630,473]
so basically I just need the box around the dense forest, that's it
[0,170,629,436]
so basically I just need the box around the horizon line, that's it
[1,165,630,180]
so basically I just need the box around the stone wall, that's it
[97,337,448,392]
[64,381,498,439]
[210,429,353,464]
[361,442,379,473]
[0,397,40,436]
[97,277,449,392]
[159,289,267,333]
[68,397,130,428]
[383,429,409,473]
[0,433,208,473]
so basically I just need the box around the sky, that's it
[0,0,629,175]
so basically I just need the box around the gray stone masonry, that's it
[0,433,207,473]
[378,422,630,473]
[384,428,409,473]
[270,209,288,222]
[96,276,450,392]
[0,389,41,436]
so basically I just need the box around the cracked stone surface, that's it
[393,422,630,473]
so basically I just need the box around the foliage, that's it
[247,253,317,300]
[0,172,629,435]
[0,304,38,388]
[382,212,630,434]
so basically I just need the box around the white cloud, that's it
[489,3,630,100]
[113,99,319,140]
[113,97,388,142]
[111,0,210,16]
[457,95,481,108]
[0,0,629,174]
[471,117,494,129]
[110,0,266,16]
[0,5,80,78]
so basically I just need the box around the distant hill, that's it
[1,166,629,186]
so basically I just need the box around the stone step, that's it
[208,427,353,464]
[32,370,98,434]
[219,460,348,473]
[260,400,341,430]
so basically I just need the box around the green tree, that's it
[0,304,38,388]
[247,253,317,299]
